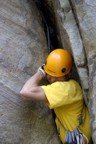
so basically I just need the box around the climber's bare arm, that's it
[20,70,47,102]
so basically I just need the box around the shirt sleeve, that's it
[41,80,83,109]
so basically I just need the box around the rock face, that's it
[71,1,96,143]
[1,0,96,143]
[0,0,60,143]
[0,0,47,92]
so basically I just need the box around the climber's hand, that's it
[38,64,46,77]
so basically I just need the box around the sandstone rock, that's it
[77,67,88,90]
[0,0,60,143]
[0,0,48,93]
[70,0,96,143]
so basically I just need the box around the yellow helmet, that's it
[44,48,73,77]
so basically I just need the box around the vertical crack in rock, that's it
[35,0,59,53]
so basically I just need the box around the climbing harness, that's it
[65,128,89,144]
[56,102,89,144]
[56,116,89,144]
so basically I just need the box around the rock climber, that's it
[20,48,91,144]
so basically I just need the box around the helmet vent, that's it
[61,68,66,73]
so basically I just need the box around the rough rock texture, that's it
[70,0,96,143]
[0,0,61,143]
[1,0,96,143]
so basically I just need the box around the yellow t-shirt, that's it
[41,79,91,143]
